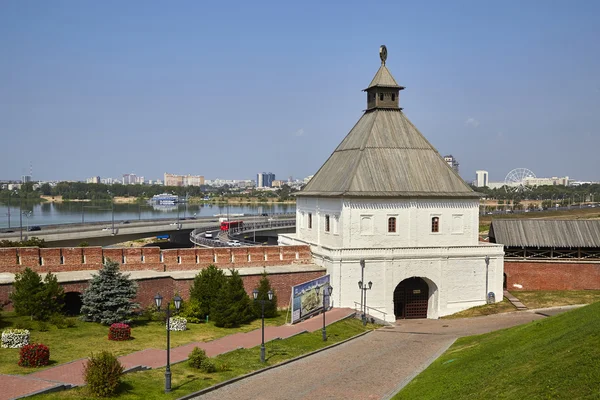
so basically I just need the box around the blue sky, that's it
[1,0,599,183]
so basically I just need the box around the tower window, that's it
[392,94,396,101]
[388,217,396,233]
[325,215,330,232]
[379,93,384,101]
[308,213,312,229]
[432,217,440,233]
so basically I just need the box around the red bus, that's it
[220,220,243,231]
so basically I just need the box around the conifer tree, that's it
[189,265,226,319]
[252,271,278,318]
[80,259,138,324]
[212,269,254,328]
[10,268,64,320]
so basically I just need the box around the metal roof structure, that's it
[489,219,600,248]
[298,46,477,199]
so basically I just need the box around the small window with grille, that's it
[325,215,330,232]
[388,217,396,233]
[432,217,440,233]
[308,213,312,229]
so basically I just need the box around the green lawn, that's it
[0,311,288,375]
[395,301,600,399]
[443,298,517,319]
[514,290,600,309]
[31,318,373,400]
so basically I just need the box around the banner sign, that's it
[291,275,331,324]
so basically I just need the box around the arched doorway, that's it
[63,292,83,316]
[394,277,429,319]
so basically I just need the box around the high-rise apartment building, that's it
[257,172,276,188]
[443,155,459,173]
[21,175,32,184]
[87,176,101,184]
[475,170,489,187]
[164,173,205,187]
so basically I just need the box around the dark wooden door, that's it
[394,277,429,319]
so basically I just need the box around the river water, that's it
[0,201,296,229]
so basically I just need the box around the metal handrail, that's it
[353,302,388,322]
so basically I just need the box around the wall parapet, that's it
[0,245,312,274]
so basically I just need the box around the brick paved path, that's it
[1,308,354,400]
[192,310,554,400]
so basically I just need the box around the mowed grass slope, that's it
[395,302,600,400]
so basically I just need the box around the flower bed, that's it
[108,323,131,341]
[168,316,187,331]
[19,343,50,367]
[1,329,30,348]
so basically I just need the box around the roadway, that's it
[0,214,295,247]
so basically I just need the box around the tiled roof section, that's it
[297,109,478,198]
[489,219,600,248]
[365,65,403,90]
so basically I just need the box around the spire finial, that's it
[379,45,387,65]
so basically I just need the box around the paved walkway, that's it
[1,308,355,400]
[192,310,565,400]
[504,290,528,310]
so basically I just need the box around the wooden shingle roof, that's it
[489,219,600,248]
[297,108,478,198]
[365,65,404,90]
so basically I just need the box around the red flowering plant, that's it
[108,323,131,341]
[19,343,50,367]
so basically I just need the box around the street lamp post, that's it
[358,280,372,326]
[19,195,23,241]
[315,284,333,341]
[359,259,365,323]
[154,293,182,394]
[252,289,274,363]
[7,190,11,228]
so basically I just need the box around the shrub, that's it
[1,329,30,348]
[108,323,131,341]
[80,259,139,325]
[180,299,203,323]
[19,343,50,367]
[50,314,68,329]
[37,321,50,332]
[15,320,33,330]
[141,306,164,322]
[65,318,77,328]
[84,351,124,397]
[188,347,207,369]
[168,316,187,331]
[200,358,216,373]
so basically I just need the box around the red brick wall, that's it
[0,270,324,311]
[0,245,312,274]
[505,260,600,290]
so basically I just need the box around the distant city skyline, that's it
[1,1,599,182]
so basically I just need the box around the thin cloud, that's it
[293,128,305,137]
[465,117,480,128]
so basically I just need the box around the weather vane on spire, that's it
[380,45,387,65]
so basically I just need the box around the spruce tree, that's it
[252,271,278,318]
[189,265,226,319]
[80,259,138,324]
[10,268,64,320]
[213,269,254,328]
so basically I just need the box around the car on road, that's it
[102,227,112,231]
[205,231,214,238]
[1,230,15,233]
[227,240,242,247]
[27,226,41,231]
[121,220,130,224]
[261,213,268,217]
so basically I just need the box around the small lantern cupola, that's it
[364,45,405,110]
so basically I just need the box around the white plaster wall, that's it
[300,244,505,321]
[295,197,343,248]
[295,197,479,250]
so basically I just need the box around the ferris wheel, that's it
[504,168,536,192]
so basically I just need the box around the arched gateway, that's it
[394,277,429,319]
